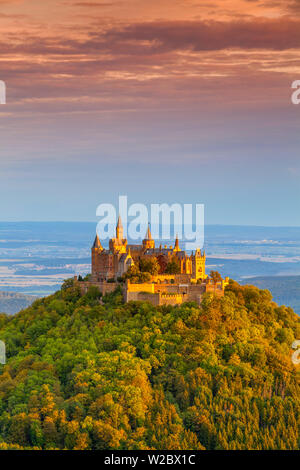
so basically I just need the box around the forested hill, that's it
[0,280,299,450]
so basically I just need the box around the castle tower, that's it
[92,234,103,251]
[192,248,206,281]
[174,234,181,252]
[116,215,123,240]
[109,215,127,254]
[91,234,103,281]
[143,223,155,250]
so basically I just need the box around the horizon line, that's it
[0,221,300,229]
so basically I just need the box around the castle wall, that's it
[125,291,184,306]
[205,284,225,296]
[91,251,115,281]
[125,291,160,305]
[126,281,155,293]
[77,281,118,296]
[159,293,183,305]
[175,274,192,283]
[75,277,224,307]
[150,274,192,284]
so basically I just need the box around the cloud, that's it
[73,2,116,6]
[286,0,300,12]
[1,16,300,62]
[102,18,300,53]
[242,0,300,14]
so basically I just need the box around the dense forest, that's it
[0,279,299,450]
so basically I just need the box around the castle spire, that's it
[145,223,152,240]
[143,222,155,250]
[116,215,123,240]
[92,234,103,250]
[173,234,181,252]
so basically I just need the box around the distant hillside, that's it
[0,280,299,450]
[0,291,36,315]
[241,276,300,315]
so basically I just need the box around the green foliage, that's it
[165,258,181,274]
[0,280,299,450]
[125,258,159,283]
[139,258,159,276]
[124,266,151,284]
[210,271,222,284]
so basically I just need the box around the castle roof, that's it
[117,215,123,230]
[144,223,152,240]
[92,234,102,249]
[144,247,187,257]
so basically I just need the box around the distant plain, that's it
[0,222,299,314]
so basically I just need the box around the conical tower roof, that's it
[92,234,102,249]
[145,223,152,240]
[116,215,124,240]
[173,234,181,252]
[117,215,123,230]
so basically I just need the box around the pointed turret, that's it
[146,223,152,240]
[174,234,181,252]
[116,215,124,240]
[92,234,103,250]
[143,223,155,250]
[109,214,127,253]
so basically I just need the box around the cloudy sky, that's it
[0,0,300,224]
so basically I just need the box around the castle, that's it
[76,217,228,306]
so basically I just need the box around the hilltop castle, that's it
[91,216,206,283]
[76,216,228,306]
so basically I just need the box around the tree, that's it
[139,258,159,276]
[124,265,152,283]
[165,258,181,274]
[210,271,222,292]
[0,279,299,450]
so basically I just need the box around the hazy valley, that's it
[0,222,300,314]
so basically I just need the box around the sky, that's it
[0,0,300,225]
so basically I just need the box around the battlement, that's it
[75,274,228,307]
